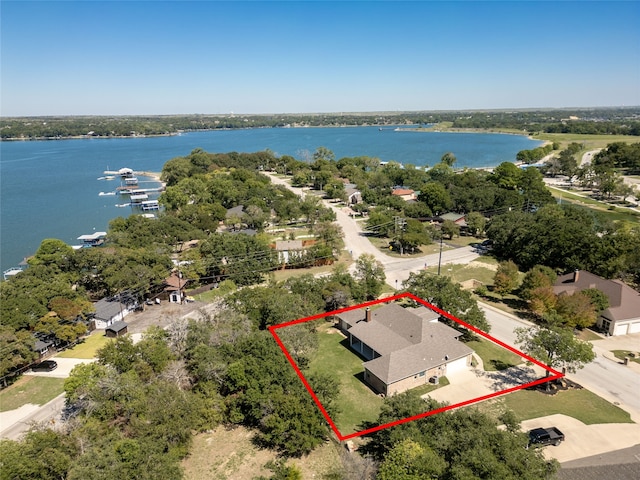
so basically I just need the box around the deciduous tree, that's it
[515,326,595,379]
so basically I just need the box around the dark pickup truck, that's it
[528,427,565,447]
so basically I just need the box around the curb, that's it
[477,301,535,327]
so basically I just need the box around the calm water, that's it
[0,127,541,272]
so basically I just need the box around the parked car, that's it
[527,427,565,447]
[32,360,58,372]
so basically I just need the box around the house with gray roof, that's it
[92,297,130,329]
[553,270,640,336]
[337,303,474,396]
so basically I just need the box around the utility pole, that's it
[393,216,406,255]
[437,233,443,275]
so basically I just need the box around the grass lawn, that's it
[576,329,603,342]
[306,324,384,435]
[56,333,110,359]
[270,251,353,283]
[611,350,640,364]
[533,133,640,150]
[411,376,450,396]
[500,388,633,425]
[0,376,66,412]
[465,338,523,371]
[426,260,498,287]
[547,186,640,223]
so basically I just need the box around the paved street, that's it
[267,173,640,462]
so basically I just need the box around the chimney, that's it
[365,307,372,322]
[573,270,580,283]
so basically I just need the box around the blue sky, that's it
[1,1,639,116]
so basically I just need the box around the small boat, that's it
[115,203,130,208]
[99,191,116,196]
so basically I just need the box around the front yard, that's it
[0,376,65,412]
[465,337,523,371]
[500,388,633,425]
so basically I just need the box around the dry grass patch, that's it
[182,425,342,480]
[182,426,272,480]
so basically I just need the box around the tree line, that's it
[3,107,639,139]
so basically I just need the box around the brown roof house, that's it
[391,188,417,202]
[164,273,190,304]
[337,303,474,396]
[554,270,640,336]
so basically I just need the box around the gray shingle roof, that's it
[338,304,473,384]
[94,298,126,321]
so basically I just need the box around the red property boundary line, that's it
[268,292,563,441]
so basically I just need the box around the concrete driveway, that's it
[24,357,96,379]
[521,414,640,463]
[423,364,547,406]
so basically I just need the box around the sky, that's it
[1,1,639,116]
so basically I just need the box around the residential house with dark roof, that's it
[553,270,640,336]
[92,297,130,329]
[337,303,474,396]
[105,321,128,338]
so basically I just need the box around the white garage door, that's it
[628,322,640,334]
[446,356,469,374]
[613,323,629,336]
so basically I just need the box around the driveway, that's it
[24,357,96,379]
[521,414,640,463]
[423,364,547,406]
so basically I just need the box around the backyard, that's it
[305,322,384,435]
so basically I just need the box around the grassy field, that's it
[56,333,110,359]
[0,376,65,411]
[466,338,523,371]
[500,388,633,425]
[306,323,384,435]
[182,425,342,480]
[547,186,640,223]
[611,350,640,364]
[533,133,640,150]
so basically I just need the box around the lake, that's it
[0,126,542,272]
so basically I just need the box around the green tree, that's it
[403,272,490,334]
[313,221,344,258]
[440,219,459,240]
[465,211,486,237]
[493,260,520,297]
[440,152,457,167]
[0,326,38,379]
[377,438,446,480]
[520,265,557,301]
[581,288,610,312]
[418,182,452,215]
[354,254,386,301]
[556,292,597,329]
[492,162,522,190]
[363,391,557,479]
[515,326,595,379]
[0,429,76,480]
[28,238,75,269]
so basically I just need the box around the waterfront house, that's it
[337,303,474,396]
[77,232,107,248]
